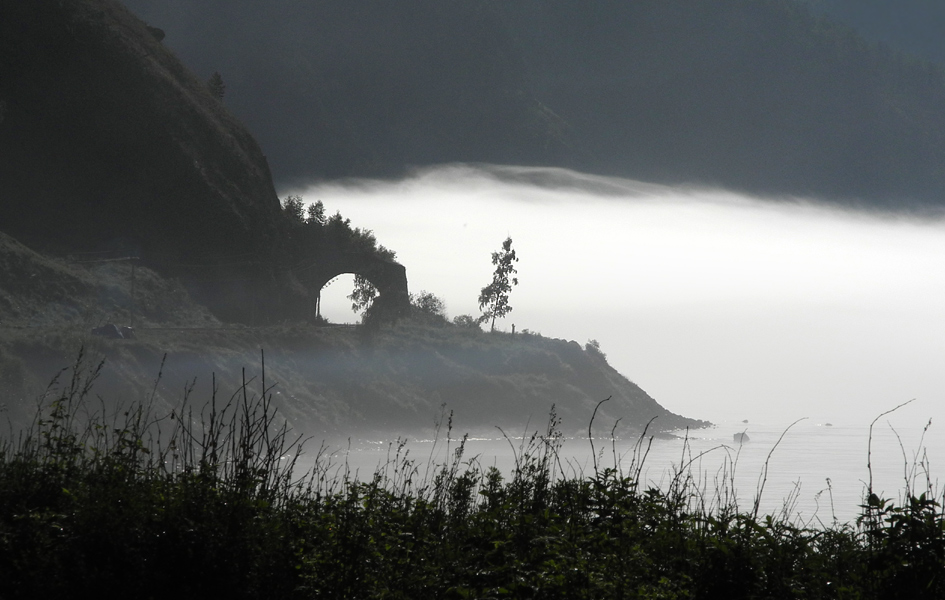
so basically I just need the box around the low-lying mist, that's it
[300,164,945,428]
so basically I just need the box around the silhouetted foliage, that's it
[306,200,326,225]
[407,290,448,325]
[278,196,401,322]
[410,290,446,317]
[348,245,397,317]
[585,339,606,360]
[452,314,482,329]
[479,236,518,332]
[281,194,306,224]
[281,196,393,262]
[347,275,374,315]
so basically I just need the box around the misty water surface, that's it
[313,413,942,525]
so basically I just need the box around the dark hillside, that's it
[803,0,945,67]
[124,0,945,208]
[499,0,945,206]
[121,0,572,185]
[0,232,217,330]
[0,0,287,319]
[0,321,703,439]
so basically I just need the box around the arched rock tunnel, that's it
[309,251,409,320]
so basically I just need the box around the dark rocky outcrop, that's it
[0,0,286,320]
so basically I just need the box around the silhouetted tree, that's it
[585,339,607,360]
[411,291,445,316]
[349,275,377,314]
[306,200,326,226]
[452,314,481,329]
[281,195,305,224]
[348,245,397,317]
[478,236,518,332]
[410,291,447,322]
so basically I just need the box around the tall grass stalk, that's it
[1,354,944,598]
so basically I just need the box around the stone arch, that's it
[308,251,409,320]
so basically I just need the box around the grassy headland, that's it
[0,227,703,440]
[0,316,704,442]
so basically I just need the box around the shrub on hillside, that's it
[452,314,482,330]
[410,290,447,324]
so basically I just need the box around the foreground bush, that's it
[1,358,943,599]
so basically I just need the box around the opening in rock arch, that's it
[317,274,361,324]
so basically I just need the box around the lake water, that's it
[313,413,943,526]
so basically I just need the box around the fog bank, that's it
[300,165,945,426]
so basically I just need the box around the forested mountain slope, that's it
[0,0,289,320]
[803,0,945,67]
[124,0,945,208]
[499,0,945,206]
[121,0,572,185]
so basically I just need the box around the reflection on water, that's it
[306,418,943,526]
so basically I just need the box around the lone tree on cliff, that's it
[479,236,518,332]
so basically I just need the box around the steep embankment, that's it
[0,0,288,321]
[0,232,218,330]
[0,321,704,441]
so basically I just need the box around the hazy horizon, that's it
[298,164,945,428]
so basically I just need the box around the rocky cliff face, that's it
[0,0,288,320]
